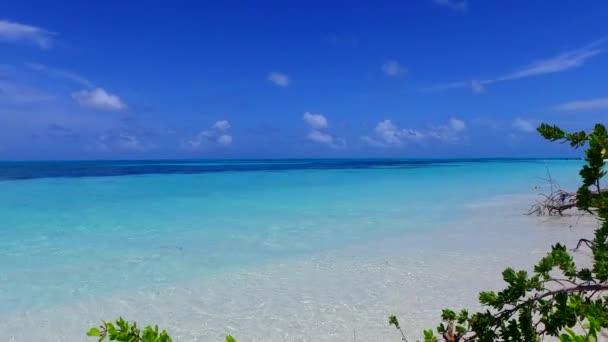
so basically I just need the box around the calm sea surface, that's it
[0,159,583,313]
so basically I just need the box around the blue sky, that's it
[1,0,607,159]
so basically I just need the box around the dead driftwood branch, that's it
[526,167,607,216]
[527,167,577,216]
[527,189,577,216]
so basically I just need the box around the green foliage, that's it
[389,315,401,329]
[390,123,608,341]
[424,329,438,342]
[87,318,237,342]
[86,318,173,342]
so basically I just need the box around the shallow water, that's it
[0,159,589,341]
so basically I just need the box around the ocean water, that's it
[0,159,586,340]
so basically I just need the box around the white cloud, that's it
[303,112,328,130]
[217,134,233,146]
[376,120,424,145]
[302,112,343,148]
[382,60,407,77]
[362,119,424,147]
[308,130,334,145]
[554,97,608,112]
[0,20,56,49]
[497,47,600,81]
[429,39,603,93]
[212,120,231,131]
[363,118,466,147]
[95,132,154,152]
[449,118,466,131]
[512,118,536,133]
[470,80,485,94]
[187,120,233,149]
[25,63,93,87]
[429,118,467,142]
[268,72,290,87]
[432,0,468,12]
[375,120,402,145]
[71,88,127,111]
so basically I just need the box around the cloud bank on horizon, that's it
[0,1,606,159]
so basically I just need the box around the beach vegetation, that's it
[86,317,236,342]
[390,123,608,341]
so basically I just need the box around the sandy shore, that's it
[1,193,599,341]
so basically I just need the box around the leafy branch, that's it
[87,318,237,342]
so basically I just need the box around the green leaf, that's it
[388,315,400,329]
[86,327,100,336]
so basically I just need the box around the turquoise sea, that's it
[0,159,586,341]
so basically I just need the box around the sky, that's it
[1,0,607,160]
